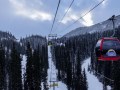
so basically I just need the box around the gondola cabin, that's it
[95,37,120,61]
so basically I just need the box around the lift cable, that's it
[49,0,61,87]
[53,0,88,34]
[57,0,105,34]
[60,0,74,22]
[52,0,75,34]
[93,70,114,82]
[50,0,61,34]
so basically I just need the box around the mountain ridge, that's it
[63,15,120,37]
[0,30,47,54]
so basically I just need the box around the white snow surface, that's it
[21,55,27,83]
[82,58,103,90]
[21,48,67,90]
[46,46,67,90]
[21,50,112,90]
[82,58,111,90]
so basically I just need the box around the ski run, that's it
[21,46,111,90]
[82,58,111,90]
[47,46,67,90]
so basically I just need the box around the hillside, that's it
[0,30,47,54]
[20,35,47,50]
[64,15,120,37]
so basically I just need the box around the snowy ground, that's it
[82,58,111,90]
[82,58,103,90]
[21,48,67,90]
[21,55,27,83]
[47,47,107,90]
[21,47,111,90]
[47,46,67,90]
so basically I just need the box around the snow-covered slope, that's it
[20,35,47,49]
[47,46,67,90]
[82,58,103,90]
[82,58,111,90]
[21,55,27,84]
[64,15,120,38]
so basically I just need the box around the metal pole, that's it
[53,82,55,90]
[109,15,116,37]
[111,18,115,37]
[109,16,115,88]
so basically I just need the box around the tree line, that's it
[90,26,120,90]
[52,26,120,90]
[0,42,48,90]
[52,34,90,90]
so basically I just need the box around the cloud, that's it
[81,12,93,26]
[97,0,108,7]
[60,8,79,24]
[9,0,52,21]
[59,8,93,27]
[60,14,78,24]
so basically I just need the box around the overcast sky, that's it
[0,0,119,38]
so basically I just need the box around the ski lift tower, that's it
[109,15,116,37]
[48,34,57,46]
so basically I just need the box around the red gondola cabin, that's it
[95,37,120,61]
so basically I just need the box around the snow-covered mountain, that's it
[64,15,120,37]
[0,31,21,51]
[0,30,47,54]
[20,35,47,49]
[0,31,16,40]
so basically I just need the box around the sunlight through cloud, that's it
[60,9,79,24]
[60,14,78,24]
[82,12,93,26]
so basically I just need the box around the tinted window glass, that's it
[103,39,120,49]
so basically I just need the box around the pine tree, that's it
[10,43,22,90]
[66,51,72,90]
[25,42,34,89]
[75,50,83,90]
[66,62,72,90]
[113,61,120,90]
[83,69,88,90]
[0,44,5,89]
[32,47,41,90]
[41,45,48,90]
